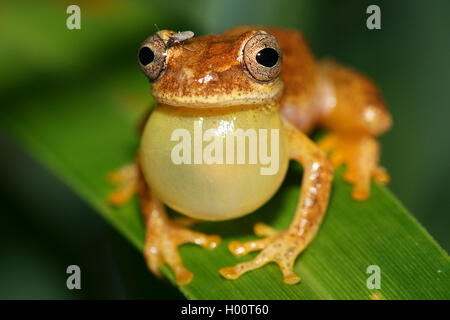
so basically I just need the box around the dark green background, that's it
[0,0,448,299]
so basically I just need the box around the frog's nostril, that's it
[139,47,154,66]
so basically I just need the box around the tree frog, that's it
[108,27,391,285]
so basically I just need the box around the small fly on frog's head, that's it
[153,24,194,48]
[166,30,195,48]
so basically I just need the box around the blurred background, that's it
[0,0,448,299]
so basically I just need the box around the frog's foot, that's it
[145,218,221,285]
[318,133,390,201]
[220,223,305,285]
[107,163,138,206]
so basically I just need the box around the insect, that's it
[154,24,195,50]
[166,30,195,48]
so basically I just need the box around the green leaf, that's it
[1,67,448,300]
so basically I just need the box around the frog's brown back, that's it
[224,26,322,132]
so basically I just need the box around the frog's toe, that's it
[221,231,304,284]
[144,221,220,286]
[228,237,273,257]
[351,184,370,201]
[107,163,138,206]
[220,250,273,280]
[318,133,390,201]
[157,240,194,285]
[276,257,301,284]
[144,240,164,279]
[373,166,390,184]
[227,223,277,257]
[171,265,194,286]
[108,184,137,205]
[282,273,301,285]
[219,266,241,280]
[342,162,370,201]
[253,222,277,237]
[174,227,221,249]
[220,259,300,283]
[343,156,390,201]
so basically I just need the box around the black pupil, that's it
[256,48,278,67]
[139,47,154,65]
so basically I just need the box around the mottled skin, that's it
[109,27,391,285]
[151,30,284,106]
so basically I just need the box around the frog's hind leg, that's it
[317,60,392,201]
[318,133,389,200]
[136,157,221,285]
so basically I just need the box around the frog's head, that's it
[138,29,284,108]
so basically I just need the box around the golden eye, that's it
[138,34,166,81]
[243,32,282,82]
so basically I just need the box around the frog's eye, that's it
[243,33,282,82]
[138,34,166,81]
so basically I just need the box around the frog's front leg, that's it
[220,121,333,284]
[108,158,221,286]
[138,159,222,285]
[317,60,392,200]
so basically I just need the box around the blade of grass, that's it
[1,68,448,300]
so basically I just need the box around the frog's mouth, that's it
[152,81,283,108]
[151,78,284,108]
